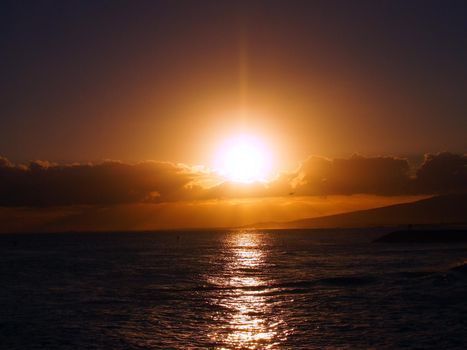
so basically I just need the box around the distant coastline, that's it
[248,194,467,230]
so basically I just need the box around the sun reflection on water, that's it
[209,231,288,349]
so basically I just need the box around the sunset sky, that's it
[0,1,466,231]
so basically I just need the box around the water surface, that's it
[0,229,466,349]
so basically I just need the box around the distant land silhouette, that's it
[248,194,467,229]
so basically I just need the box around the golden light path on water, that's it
[208,231,290,349]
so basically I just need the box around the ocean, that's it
[0,229,466,349]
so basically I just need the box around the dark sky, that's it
[1,0,466,167]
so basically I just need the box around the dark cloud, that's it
[289,155,411,196]
[0,158,203,207]
[414,152,467,194]
[0,152,465,207]
[285,153,467,197]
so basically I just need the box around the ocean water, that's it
[0,229,466,349]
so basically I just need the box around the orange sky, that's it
[0,194,428,233]
[0,2,466,231]
[1,2,466,168]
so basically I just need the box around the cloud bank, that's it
[0,152,465,207]
[288,154,410,196]
[0,159,205,206]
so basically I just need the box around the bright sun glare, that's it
[215,134,273,183]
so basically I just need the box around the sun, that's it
[214,134,273,183]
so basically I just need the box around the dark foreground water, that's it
[0,229,466,349]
